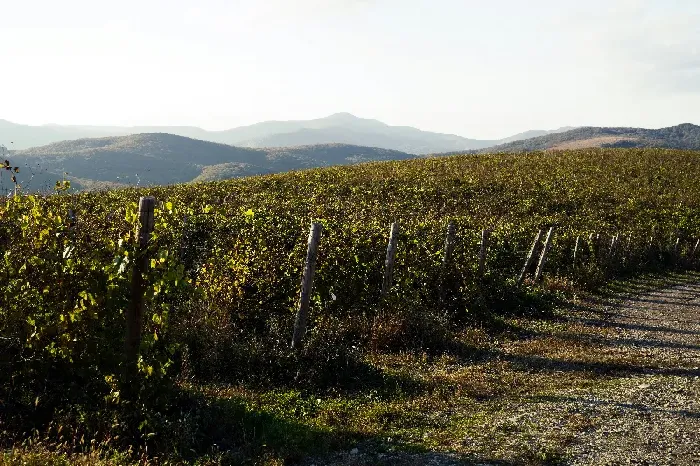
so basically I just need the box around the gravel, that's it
[302,279,700,465]
[564,281,700,465]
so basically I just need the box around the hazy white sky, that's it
[2,0,699,139]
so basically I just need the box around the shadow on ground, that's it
[174,271,700,464]
[527,394,700,420]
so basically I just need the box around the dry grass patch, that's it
[548,136,640,150]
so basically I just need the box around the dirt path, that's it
[481,279,700,465]
[563,281,700,465]
[302,277,700,465]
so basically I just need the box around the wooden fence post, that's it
[647,234,656,262]
[534,227,555,282]
[609,234,618,258]
[381,222,400,299]
[690,238,700,260]
[125,196,155,367]
[291,222,322,350]
[443,222,456,266]
[478,229,490,277]
[517,229,543,287]
[607,234,619,272]
[573,235,581,271]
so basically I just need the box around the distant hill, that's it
[495,127,577,144]
[2,113,544,154]
[7,134,415,192]
[477,123,700,153]
[224,112,499,153]
[0,119,216,150]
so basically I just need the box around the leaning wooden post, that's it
[291,222,322,350]
[647,234,656,262]
[381,222,400,299]
[478,229,489,277]
[517,229,543,287]
[607,234,619,271]
[609,234,618,258]
[534,227,555,282]
[125,196,156,367]
[690,238,700,260]
[688,238,700,269]
[573,235,581,271]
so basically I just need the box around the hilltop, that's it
[224,112,498,153]
[8,133,415,191]
[477,123,700,153]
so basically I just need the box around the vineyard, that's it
[2,147,700,464]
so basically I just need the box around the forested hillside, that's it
[7,133,415,191]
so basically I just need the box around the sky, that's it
[1,0,699,139]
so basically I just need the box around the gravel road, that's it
[564,281,700,465]
[302,278,700,465]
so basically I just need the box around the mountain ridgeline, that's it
[1,113,571,153]
[0,114,489,153]
[473,123,700,153]
[1,118,699,193]
[7,134,415,191]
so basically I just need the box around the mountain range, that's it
[0,113,573,154]
[1,114,699,193]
